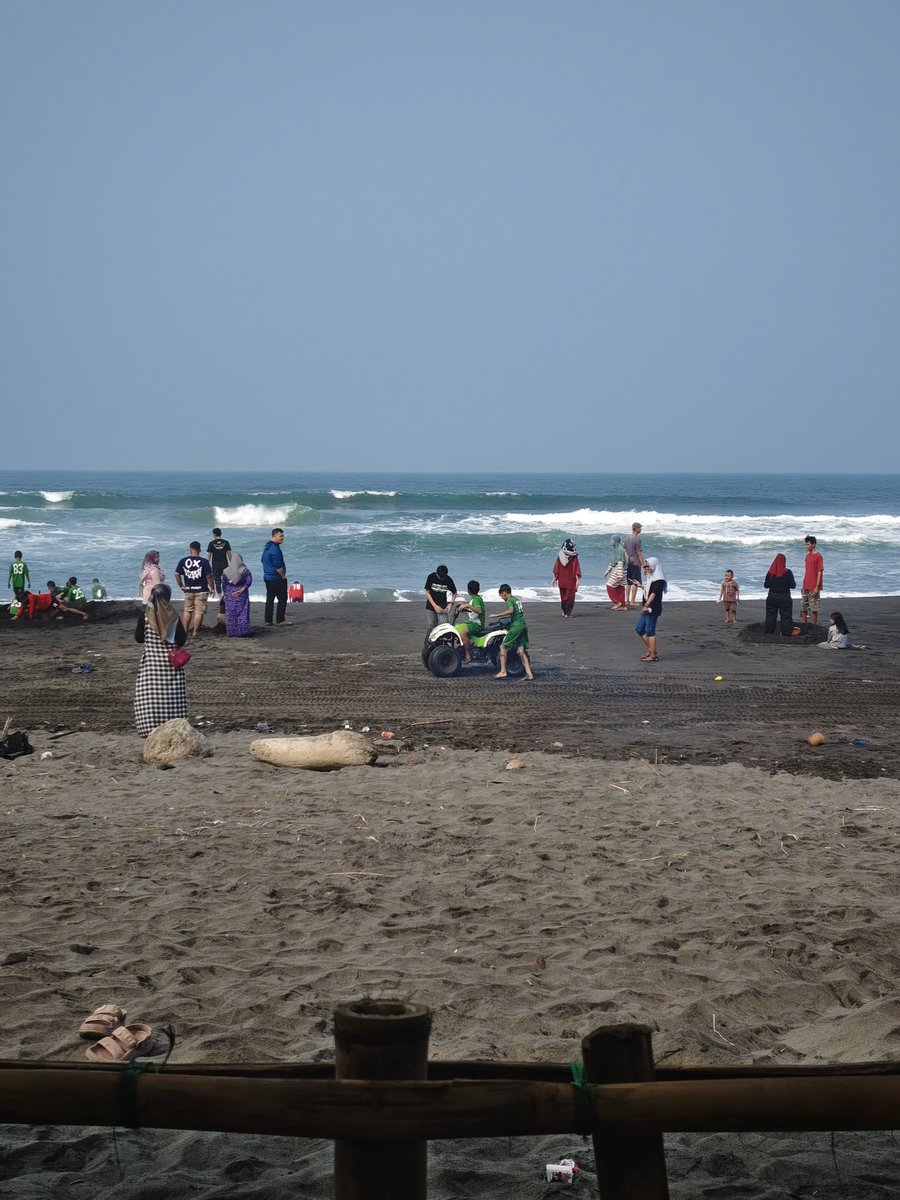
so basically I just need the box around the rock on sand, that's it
[143,718,211,766]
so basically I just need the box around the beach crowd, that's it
[5,520,856,737]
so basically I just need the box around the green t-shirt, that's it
[9,560,28,588]
[91,583,108,599]
[466,594,485,631]
[504,594,526,635]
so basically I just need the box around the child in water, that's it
[717,569,740,623]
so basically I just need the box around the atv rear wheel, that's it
[488,642,526,678]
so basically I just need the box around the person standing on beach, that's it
[800,536,824,626]
[636,558,666,662]
[423,564,456,630]
[8,551,29,599]
[604,536,628,610]
[262,528,291,626]
[175,541,213,639]
[221,552,253,637]
[206,528,232,596]
[491,584,534,681]
[552,539,581,617]
[138,551,165,602]
[624,523,647,609]
[134,583,188,735]
[718,570,740,623]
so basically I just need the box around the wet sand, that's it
[1,598,898,1196]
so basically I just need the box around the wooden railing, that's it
[2,1001,899,1199]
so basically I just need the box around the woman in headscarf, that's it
[636,557,667,662]
[603,535,628,610]
[552,538,582,618]
[138,551,165,602]
[134,583,188,735]
[764,554,798,636]
[221,551,253,637]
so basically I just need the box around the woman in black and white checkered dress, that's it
[134,584,189,735]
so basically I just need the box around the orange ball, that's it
[807,732,825,746]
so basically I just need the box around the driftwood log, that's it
[250,730,377,770]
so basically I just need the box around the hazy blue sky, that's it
[3,1,899,472]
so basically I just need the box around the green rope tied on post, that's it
[117,1027,176,1128]
[569,1060,595,1133]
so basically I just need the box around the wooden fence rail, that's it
[0,1001,898,1200]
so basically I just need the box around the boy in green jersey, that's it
[455,580,486,663]
[8,551,29,598]
[63,577,88,608]
[91,578,108,600]
[490,584,534,681]
[49,582,88,620]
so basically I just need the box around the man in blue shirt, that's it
[261,527,291,626]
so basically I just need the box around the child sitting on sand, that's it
[63,577,88,609]
[819,612,850,649]
[718,569,740,623]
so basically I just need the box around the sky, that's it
[3,1,899,473]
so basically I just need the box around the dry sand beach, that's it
[1,598,899,1196]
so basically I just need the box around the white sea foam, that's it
[0,518,44,531]
[331,489,398,499]
[214,503,302,527]
[491,509,900,546]
[40,491,74,503]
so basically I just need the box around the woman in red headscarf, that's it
[763,554,798,636]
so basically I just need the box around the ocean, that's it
[1,471,898,604]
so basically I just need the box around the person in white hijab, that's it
[552,538,582,617]
[637,557,667,662]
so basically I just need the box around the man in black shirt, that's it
[206,528,232,597]
[423,564,457,630]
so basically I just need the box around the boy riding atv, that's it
[456,580,485,663]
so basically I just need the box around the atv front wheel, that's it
[428,643,463,678]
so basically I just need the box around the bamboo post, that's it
[582,1023,670,1200]
[333,999,432,1200]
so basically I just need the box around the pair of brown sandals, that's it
[79,1004,157,1063]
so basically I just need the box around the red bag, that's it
[168,647,192,669]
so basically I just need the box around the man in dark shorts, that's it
[206,528,232,596]
[423,565,457,630]
[624,522,647,609]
